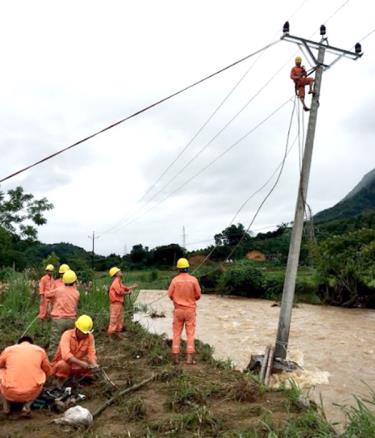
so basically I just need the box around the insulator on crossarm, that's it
[355,42,362,54]
[283,21,290,34]
[320,25,326,36]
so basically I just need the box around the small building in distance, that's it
[246,250,266,262]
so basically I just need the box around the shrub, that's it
[218,261,264,297]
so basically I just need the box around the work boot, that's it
[21,402,32,418]
[172,353,180,365]
[186,353,197,365]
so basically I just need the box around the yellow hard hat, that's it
[75,315,93,334]
[45,264,54,271]
[63,269,77,284]
[109,267,121,277]
[295,56,302,63]
[176,258,190,269]
[59,264,70,274]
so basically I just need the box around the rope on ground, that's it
[0,40,279,184]
[92,373,159,418]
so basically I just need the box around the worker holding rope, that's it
[290,56,315,111]
[51,315,98,380]
[168,258,201,365]
[38,264,55,320]
[107,267,138,339]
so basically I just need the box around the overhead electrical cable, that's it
[99,96,294,234]
[0,40,279,184]
[192,97,298,272]
[97,0,313,237]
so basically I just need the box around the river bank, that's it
[135,290,375,426]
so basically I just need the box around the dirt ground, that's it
[0,322,305,438]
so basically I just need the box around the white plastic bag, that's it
[53,405,93,426]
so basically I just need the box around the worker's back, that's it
[168,273,201,309]
[50,285,80,319]
[0,342,50,390]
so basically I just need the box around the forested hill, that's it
[314,168,375,223]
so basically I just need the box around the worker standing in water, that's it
[55,264,70,288]
[107,267,138,338]
[168,258,201,365]
[290,56,315,111]
[0,336,51,417]
[38,264,55,320]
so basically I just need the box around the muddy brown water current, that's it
[135,290,375,426]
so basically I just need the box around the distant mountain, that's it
[314,168,375,223]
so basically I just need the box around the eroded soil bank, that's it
[135,290,375,425]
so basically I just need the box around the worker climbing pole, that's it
[274,22,363,361]
[290,56,315,111]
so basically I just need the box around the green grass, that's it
[1,271,374,437]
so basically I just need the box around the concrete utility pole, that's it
[88,231,97,270]
[274,23,362,359]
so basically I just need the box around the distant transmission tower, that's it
[182,226,187,249]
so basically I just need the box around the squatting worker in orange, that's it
[168,258,201,365]
[290,56,315,111]
[0,336,51,416]
[38,264,55,320]
[108,267,138,338]
[54,263,70,288]
[46,269,80,354]
[51,315,98,379]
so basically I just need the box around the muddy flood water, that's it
[135,290,375,425]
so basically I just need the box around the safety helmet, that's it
[109,267,121,277]
[295,56,302,64]
[75,315,93,334]
[176,258,190,269]
[45,264,54,271]
[63,269,77,284]
[59,263,70,274]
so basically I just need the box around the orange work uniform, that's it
[46,285,80,320]
[54,278,64,288]
[107,277,130,335]
[51,329,97,378]
[168,273,201,354]
[38,274,55,320]
[290,66,314,98]
[0,342,51,402]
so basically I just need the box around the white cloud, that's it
[0,0,374,255]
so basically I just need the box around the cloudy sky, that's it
[0,0,374,256]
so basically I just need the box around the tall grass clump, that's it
[343,392,375,437]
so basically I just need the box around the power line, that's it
[97,0,313,237]
[100,96,294,235]
[98,39,281,237]
[0,40,279,184]
[192,97,297,272]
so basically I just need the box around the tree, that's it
[214,223,251,247]
[315,229,375,307]
[151,244,184,267]
[0,186,53,240]
[129,244,150,267]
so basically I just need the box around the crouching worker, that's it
[0,336,51,417]
[51,315,98,380]
[108,267,138,338]
[168,258,201,365]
